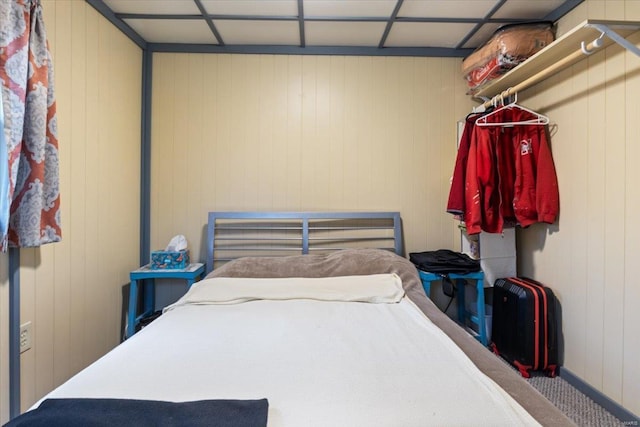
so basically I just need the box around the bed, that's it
[7,212,574,426]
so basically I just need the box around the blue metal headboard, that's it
[206,211,403,273]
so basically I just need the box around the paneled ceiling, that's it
[89,0,584,56]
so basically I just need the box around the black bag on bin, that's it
[409,249,480,274]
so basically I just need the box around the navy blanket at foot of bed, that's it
[3,398,269,427]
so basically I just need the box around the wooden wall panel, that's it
[0,1,143,418]
[585,47,607,390]
[622,30,640,412]
[51,0,73,391]
[565,57,589,381]
[151,54,472,260]
[67,0,88,382]
[518,0,640,415]
[80,2,99,369]
[602,44,626,404]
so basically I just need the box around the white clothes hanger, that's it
[475,92,549,127]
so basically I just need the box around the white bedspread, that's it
[40,275,540,426]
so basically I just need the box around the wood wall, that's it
[517,0,640,415]
[0,1,142,420]
[150,54,470,263]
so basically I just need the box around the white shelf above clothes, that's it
[472,19,640,108]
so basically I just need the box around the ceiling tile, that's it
[386,22,476,48]
[462,23,502,49]
[492,0,565,19]
[306,21,386,46]
[124,19,217,44]
[214,20,300,45]
[304,0,396,18]
[103,0,200,15]
[398,0,498,19]
[200,0,298,16]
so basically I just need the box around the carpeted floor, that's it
[525,371,625,426]
[452,307,633,425]
[489,349,629,426]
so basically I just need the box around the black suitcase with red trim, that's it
[491,277,558,378]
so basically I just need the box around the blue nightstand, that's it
[127,263,205,338]
[418,270,488,346]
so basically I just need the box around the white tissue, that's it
[165,235,188,252]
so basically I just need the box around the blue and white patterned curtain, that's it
[0,0,61,251]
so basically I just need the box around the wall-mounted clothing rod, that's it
[475,22,640,111]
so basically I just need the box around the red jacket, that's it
[457,108,559,234]
[464,116,503,234]
[511,109,560,227]
[446,115,478,216]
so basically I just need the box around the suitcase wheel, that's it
[545,365,558,378]
[490,343,500,356]
[514,360,532,378]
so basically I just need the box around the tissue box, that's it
[150,250,190,270]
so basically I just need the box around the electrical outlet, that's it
[20,321,32,353]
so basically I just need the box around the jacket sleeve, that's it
[446,120,474,215]
[536,126,560,224]
[464,127,483,234]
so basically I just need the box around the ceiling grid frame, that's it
[87,0,585,57]
[194,0,225,45]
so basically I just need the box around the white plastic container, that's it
[467,303,493,342]
[461,228,517,287]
